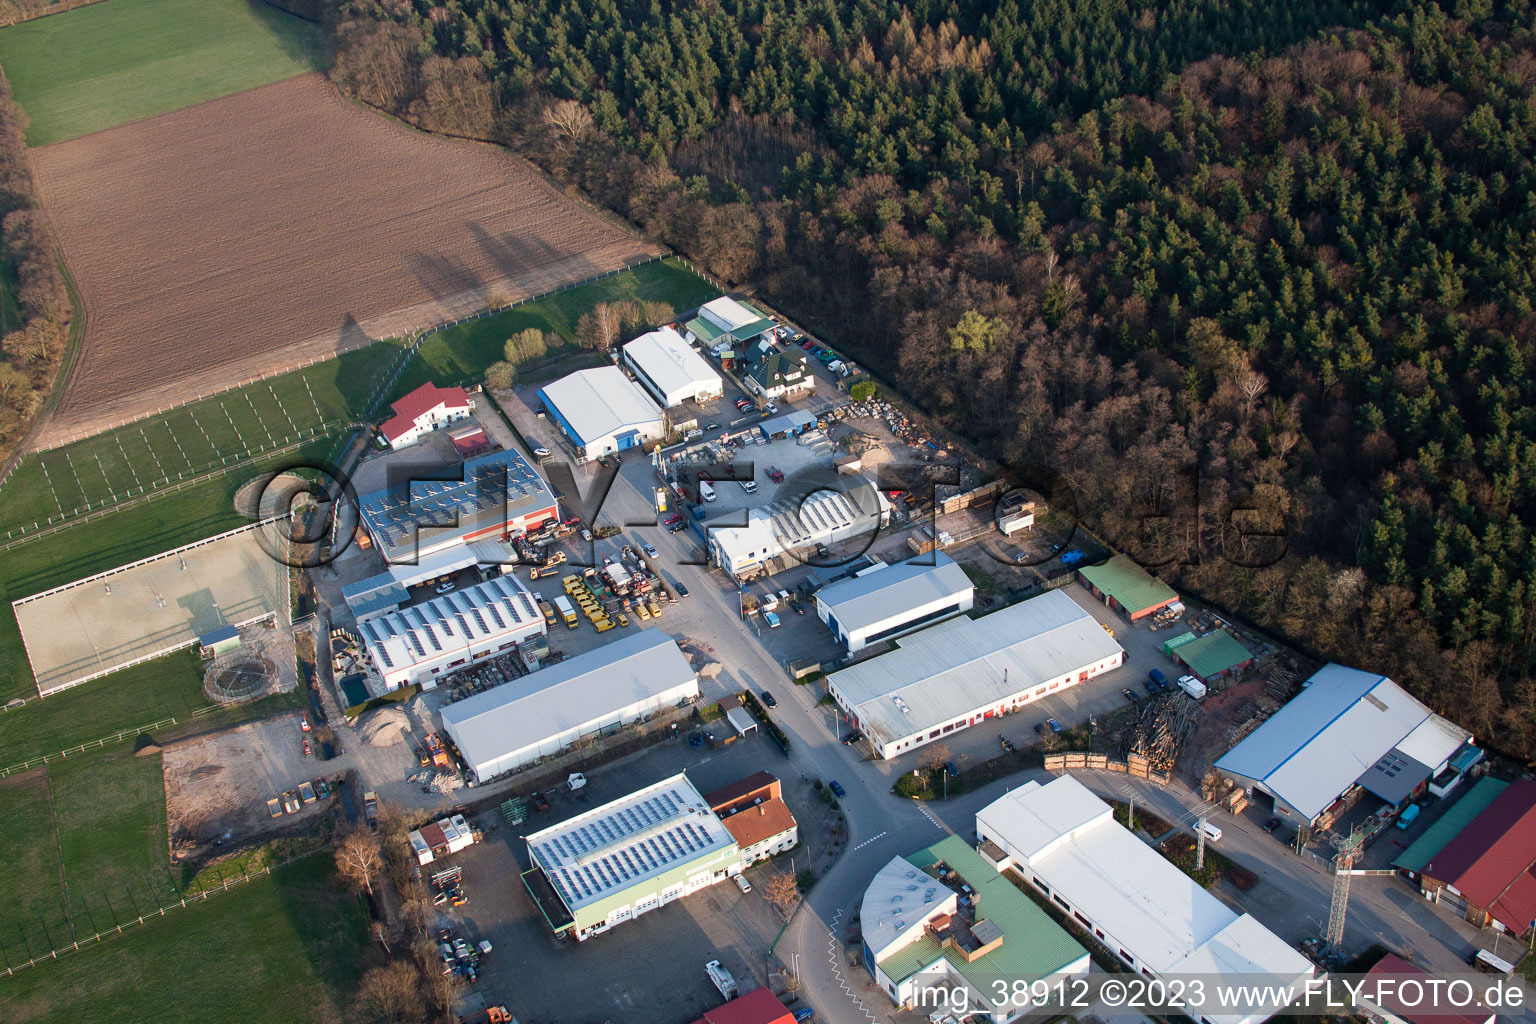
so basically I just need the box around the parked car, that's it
[828,780,846,798]
[842,731,860,745]
[641,542,659,558]
[662,513,683,526]
[765,403,778,414]
[943,761,959,777]
[794,1010,815,1023]
[1143,679,1160,695]
[581,528,593,541]
[664,519,686,533]
[1197,821,1223,842]
[532,445,551,457]
[1047,718,1063,733]
[1261,817,1281,834]
[1034,722,1046,735]
[1396,803,1423,829]
[1122,687,1140,703]
[704,422,719,430]
[800,338,815,350]
[767,466,784,482]
[435,580,457,594]
[674,581,689,598]
[764,610,781,628]
[734,874,752,893]
[760,690,777,708]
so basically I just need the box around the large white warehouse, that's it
[358,575,546,691]
[816,552,975,653]
[621,327,723,408]
[440,630,697,781]
[976,776,1315,1024]
[827,589,1124,759]
[538,366,664,459]
[709,479,891,581]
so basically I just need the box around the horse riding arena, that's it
[29,72,658,445]
[11,522,288,695]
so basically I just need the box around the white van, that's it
[700,480,717,502]
[1197,821,1223,842]
[742,479,758,493]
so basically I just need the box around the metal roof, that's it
[757,410,817,436]
[526,772,733,913]
[1396,714,1470,769]
[357,448,557,563]
[538,367,661,446]
[359,575,543,674]
[1077,553,1178,614]
[1356,747,1433,805]
[1419,779,1536,931]
[1215,664,1463,819]
[830,590,1123,747]
[1394,777,1508,874]
[1171,629,1253,680]
[816,553,974,634]
[869,836,1088,1000]
[440,630,696,773]
[340,571,410,619]
[977,776,1312,1022]
[622,327,721,405]
[698,296,775,339]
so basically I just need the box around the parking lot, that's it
[433,732,829,1024]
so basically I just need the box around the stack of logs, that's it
[1118,694,1203,773]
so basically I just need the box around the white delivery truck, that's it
[1178,675,1208,699]
[700,480,717,502]
[705,960,738,1000]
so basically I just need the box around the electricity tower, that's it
[1325,828,1367,948]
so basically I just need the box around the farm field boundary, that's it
[0,0,324,146]
[0,255,712,536]
[0,717,177,778]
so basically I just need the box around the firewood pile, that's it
[1117,695,1203,772]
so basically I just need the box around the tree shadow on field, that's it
[244,0,328,64]
[467,221,609,290]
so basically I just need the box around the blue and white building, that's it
[538,367,664,459]
[816,552,975,653]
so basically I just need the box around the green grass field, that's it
[0,0,325,147]
[1,850,367,1023]
[399,257,720,395]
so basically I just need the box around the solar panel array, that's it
[530,780,731,910]
[361,575,543,675]
[358,450,555,554]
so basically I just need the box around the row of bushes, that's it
[739,690,791,754]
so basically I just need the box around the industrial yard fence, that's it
[0,846,332,977]
[0,717,177,778]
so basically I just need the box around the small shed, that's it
[758,409,817,440]
[198,625,241,658]
[726,707,759,738]
[1165,630,1254,682]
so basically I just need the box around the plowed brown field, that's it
[28,73,658,447]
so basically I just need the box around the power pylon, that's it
[1325,828,1366,948]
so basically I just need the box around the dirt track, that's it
[29,73,658,448]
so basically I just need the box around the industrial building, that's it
[621,326,723,408]
[1214,664,1472,827]
[709,480,891,581]
[378,382,474,448]
[538,366,665,458]
[1393,776,1505,882]
[827,590,1124,759]
[407,813,476,865]
[860,835,1089,1023]
[440,630,698,781]
[522,772,740,942]
[685,296,777,347]
[1361,954,1496,1024]
[356,447,559,580]
[1405,778,1536,934]
[1076,553,1179,620]
[690,989,796,1024]
[703,772,799,865]
[358,575,546,691]
[815,552,975,653]
[976,776,1315,1024]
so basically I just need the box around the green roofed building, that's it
[1394,776,1508,878]
[860,834,1089,1021]
[685,295,777,347]
[1165,629,1254,683]
[1077,553,1178,620]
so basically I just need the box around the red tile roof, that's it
[690,987,795,1024]
[1365,954,1494,1024]
[380,382,471,441]
[1422,778,1536,931]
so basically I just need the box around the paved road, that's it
[482,440,1533,1024]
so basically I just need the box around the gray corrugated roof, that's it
[817,553,973,634]
[1215,664,1442,819]
[357,449,557,562]
[537,367,661,446]
[441,630,696,773]
[830,589,1123,745]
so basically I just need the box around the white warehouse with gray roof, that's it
[827,589,1124,758]
[359,575,546,691]
[440,630,698,781]
[815,552,975,653]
